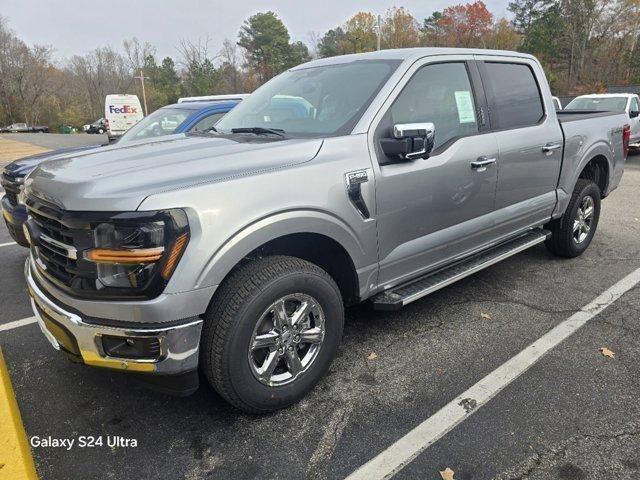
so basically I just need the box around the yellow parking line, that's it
[0,137,50,167]
[0,347,38,480]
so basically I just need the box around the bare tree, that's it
[0,16,59,124]
[176,37,218,69]
[123,37,156,72]
[217,38,242,93]
[307,31,321,58]
[68,47,133,119]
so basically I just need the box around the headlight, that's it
[26,191,190,299]
[82,209,190,296]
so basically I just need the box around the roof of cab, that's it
[292,48,537,70]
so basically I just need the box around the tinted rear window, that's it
[482,62,544,129]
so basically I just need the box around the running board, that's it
[371,229,550,311]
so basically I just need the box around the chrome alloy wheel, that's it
[248,293,326,386]
[573,195,595,244]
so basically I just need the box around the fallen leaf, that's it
[440,467,455,480]
[481,312,492,320]
[367,352,378,360]
[600,347,615,358]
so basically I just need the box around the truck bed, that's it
[556,109,628,207]
[557,110,621,123]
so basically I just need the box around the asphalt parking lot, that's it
[1,143,639,479]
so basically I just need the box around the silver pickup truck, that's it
[23,48,629,413]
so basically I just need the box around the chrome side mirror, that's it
[392,122,435,160]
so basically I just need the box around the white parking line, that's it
[0,317,37,332]
[0,242,17,248]
[346,266,640,480]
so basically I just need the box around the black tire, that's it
[200,255,344,413]
[545,179,601,258]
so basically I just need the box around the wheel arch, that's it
[555,143,614,219]
[195,210,373,306]
[577,154,609,197]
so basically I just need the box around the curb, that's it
[0,347,38,480]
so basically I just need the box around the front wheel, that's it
[545,179,601,258]
[200,256,344,413]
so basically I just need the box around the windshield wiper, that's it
[230,127,286,138]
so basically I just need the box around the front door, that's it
[370,58,500,288]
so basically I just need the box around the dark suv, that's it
[86,119,107,134]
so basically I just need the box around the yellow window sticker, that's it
[454,91,476,124]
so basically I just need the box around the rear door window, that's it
[481,62,544,129]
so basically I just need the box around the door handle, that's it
[470,156,496,172]
[542,143,562,153]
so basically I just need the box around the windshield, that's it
[216,60,400,137]
[565,96,628,112]
[119,107,191,142]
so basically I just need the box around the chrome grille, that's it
[26,197,93,289]
[29,209,74,244]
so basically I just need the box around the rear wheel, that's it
[200,255,344,413]
[545,179,601,258]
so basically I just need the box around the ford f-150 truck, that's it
[22,48,629,413]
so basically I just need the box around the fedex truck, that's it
[104,94,144,139]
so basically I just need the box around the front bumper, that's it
[2,195,28,245]
[1,195,28,224]
[25,258,203,377]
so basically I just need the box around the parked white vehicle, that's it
[104,94,144,139]
[565,93,640,146]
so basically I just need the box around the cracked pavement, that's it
[0,151,638,479]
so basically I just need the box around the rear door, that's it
[370,56,500,287]
[475,56,563,235]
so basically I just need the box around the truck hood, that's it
[4,145,102,178]
[5,133,174,178]
[24,134,323,211]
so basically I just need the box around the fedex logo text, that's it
[108,105,138,114]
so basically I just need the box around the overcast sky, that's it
[1,0,511,63]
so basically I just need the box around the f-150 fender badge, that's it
[345,170,368,186]
[345,170,370,219]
